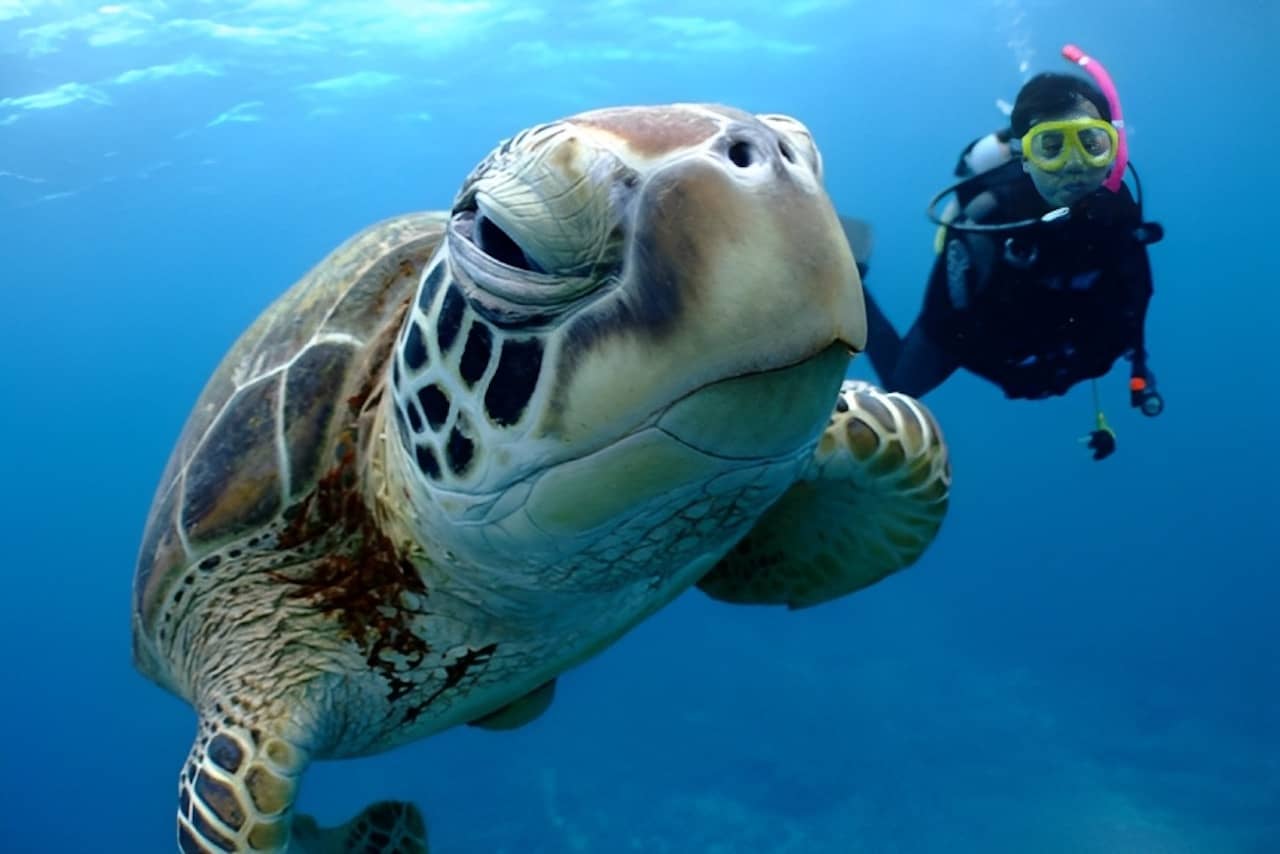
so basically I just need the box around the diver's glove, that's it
[1130,374,1164,417]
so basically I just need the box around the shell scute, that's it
[282,341,355,504]
[132,212,448,654]
[182,375,283,546]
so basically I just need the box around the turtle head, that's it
[389,103,863,586]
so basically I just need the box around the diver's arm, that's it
[960,190,1000,225]
[861,285,902,385]
[941,201,1000,308]
[885,320,958,398]
[1124,251,1163,417]
[1128,326,1163,416]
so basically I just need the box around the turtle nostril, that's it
[727,139,759,169]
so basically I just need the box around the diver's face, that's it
[1022,99,1111,208]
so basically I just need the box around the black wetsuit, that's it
[864,159,1161,402]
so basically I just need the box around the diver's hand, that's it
[1129,373,1163,417]
[1131,386,1164,417]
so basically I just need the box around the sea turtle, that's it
[132,103,951,853]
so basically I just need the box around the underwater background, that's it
[2,1,1276,851]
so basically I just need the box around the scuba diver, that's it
[855,45,1164,460]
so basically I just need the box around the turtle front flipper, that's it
[177,713,310,852]
[697,380,951,609]
[292,801,428,854]
[178,711,429,854]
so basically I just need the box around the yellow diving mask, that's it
[1020,118,1118,172]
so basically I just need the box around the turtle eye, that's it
[474,214,545,274]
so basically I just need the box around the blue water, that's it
[2,2,1276,851]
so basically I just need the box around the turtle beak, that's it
[538,148,862,449]
[629,145,866,367]
[515,106,864,454]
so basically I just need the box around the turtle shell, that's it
[131,212,446,683]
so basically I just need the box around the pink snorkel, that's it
[1062,43,1128,192]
